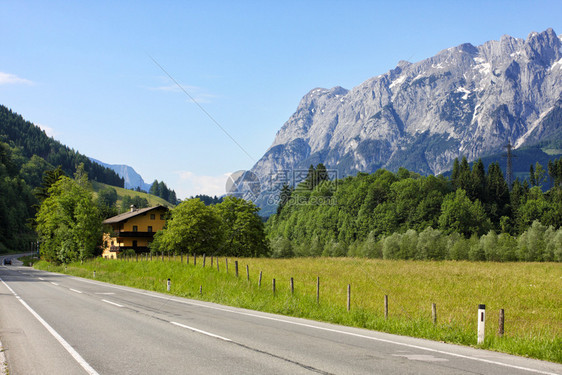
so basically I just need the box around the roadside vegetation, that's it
[35,257,562,363]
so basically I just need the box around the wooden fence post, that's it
[203,254,206,267]
[259,271,262,287]
[235,261,239,277]
[211,256,213,267]
[226,258,228,273]
[246,265,250,281]
[384,295,388,320]
[432,303,437,324]
[193,254,196,266]
[272,278,276,296]
[498,309,505,338]
[347,284,351,311]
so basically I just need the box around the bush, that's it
[382,232,401,259]
[270,236,294,258]
[417,227,445,260]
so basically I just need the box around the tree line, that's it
[266,159,562,261]
[150,196,268,257]
[148,179,178,205]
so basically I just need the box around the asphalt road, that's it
[0,262,560,375]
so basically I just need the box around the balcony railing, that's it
[111,231,154,238]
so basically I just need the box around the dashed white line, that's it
[50,282,59,286]
[0,278,99,375]
[102,299,123,308]
[69,288,82,294]
[95,292,115,295]
[38,277,45,280]
[171,321,231,342]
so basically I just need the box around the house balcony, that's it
[112,231,155,238]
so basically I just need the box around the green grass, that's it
[91,181,173,208]
[18,256,40,266]
[35,257,562,363]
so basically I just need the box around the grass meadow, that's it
[35,257,561,363]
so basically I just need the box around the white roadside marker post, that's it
[167,278,171,292]
[477,304,486,344]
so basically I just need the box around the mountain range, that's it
[89,158,152,192]
[250,28,562,211]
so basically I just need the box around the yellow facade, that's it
[101,206,168,259]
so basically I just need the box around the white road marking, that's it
[393,354,448,362]
[95,292,115,295]
[38,277,45,280]
[50,282,59,286]
[0,278,100,375]
[74,276,559,375]
[171,321,231,342]
[69,288,82,294]
[102,299,123,308]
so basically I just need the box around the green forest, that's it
[266,161,562,261]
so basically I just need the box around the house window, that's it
[148,226,152,233]
[150,214,155,220]
[160,214,165,220]
[133,240,137,248]
[133,225,138,232]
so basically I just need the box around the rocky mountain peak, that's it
[250,29,562,211]
[524,28,561,66]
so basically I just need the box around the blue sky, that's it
[1,0,561,199]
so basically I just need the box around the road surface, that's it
[0,262,560,375]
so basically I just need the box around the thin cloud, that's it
[0,72,33,85]
[175,170,230,198]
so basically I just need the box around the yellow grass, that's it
[229,258,561,340]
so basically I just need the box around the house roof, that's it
[102,205,168,224]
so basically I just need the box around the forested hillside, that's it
[0,105,124,187]
[0,142,37,252]
[267,161,562,261]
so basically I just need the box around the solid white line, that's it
[38,277,45,280]
[69,288,82,294]
[73,276,558,375]
[50,282,59,286]
[0,278,99,375]
[171,321,231,342]
[102,299,123,308]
